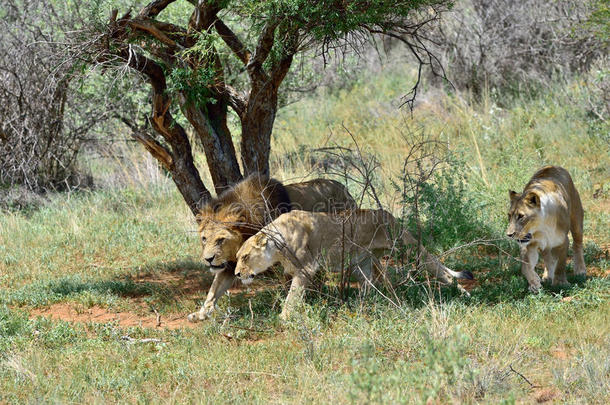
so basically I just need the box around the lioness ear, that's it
[525,192,540,207]
[509,190,520,201]
[253,233,267,247]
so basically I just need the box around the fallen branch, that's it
[121,335,163,344]
[509,364,541,388]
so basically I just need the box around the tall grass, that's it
[0,66,608,403]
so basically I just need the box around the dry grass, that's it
[0,67,608,403]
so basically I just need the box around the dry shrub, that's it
[430,0,606,96]
[0,1,102,191]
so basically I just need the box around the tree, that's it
[94,0,449,216]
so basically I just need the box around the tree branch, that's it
[127,19,181,49]
[189,1,221,32]
[214,19,251,65]
[247,21,279,82]
[138,0,179,19]
[119,116,173,170]
[223,84,247,119]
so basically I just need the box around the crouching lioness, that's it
[235,209,473,320]
[506,166,586,292]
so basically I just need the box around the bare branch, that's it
[189,1,221,32]
[127,19,181,49]
[214,19,251,65]
[223,84,247,119]
[118,116,173,170]
[247,21,279,82]
[138,0,179,19]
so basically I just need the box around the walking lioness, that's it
[235,209,473,320]
[506,166,586,292]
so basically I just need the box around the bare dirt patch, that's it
[129,268,270,300]
[533,387,560,403]
[30,303,198,330]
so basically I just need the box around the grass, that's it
[0,66,609,403]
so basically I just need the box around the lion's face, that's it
[199,220,243,273]
[506,190,542,244]
[235,233,274,285]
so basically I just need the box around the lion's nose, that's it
[235,271,240,277]
[205,255,215,263]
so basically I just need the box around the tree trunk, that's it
[180,96,243,194]
[168,144,210,216]
[240,83,278,176]
[129,125,209,216]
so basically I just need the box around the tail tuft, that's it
[458,270,474,280]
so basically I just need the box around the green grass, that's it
[1,68,609,403]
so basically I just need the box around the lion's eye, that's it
[201,236,206,243]
[517,214,524,221]
[243,254,249,261]
[216,238,225,246]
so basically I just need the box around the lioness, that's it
[235,209,474,320]
[506,166,586,292]
[188,175,356,322]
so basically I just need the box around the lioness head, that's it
[234,233,276,285]
[506,190,542,244]
[198,214,244,273]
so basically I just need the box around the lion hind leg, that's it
[571,225,586,276]
[352,255,375,295]
[570,192,586,276]
[541,248,558,283]
[552,237,569,286]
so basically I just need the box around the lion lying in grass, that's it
[234,209,474,320]
[188,175,356,322]
[506,165,586,292]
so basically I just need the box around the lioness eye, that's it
[517,214,524,221]
[216,238,225,246]
[201,236,206,242]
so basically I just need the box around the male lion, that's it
[235,209,474,320]
[506,166,586,292]
[188,175,356,322]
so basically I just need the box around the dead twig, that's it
[151,306,162,327]
[509,364,541,388]
[121,335,163,344]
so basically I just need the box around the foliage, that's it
[166,66,217,109]
[402,160,494,252]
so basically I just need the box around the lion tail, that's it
[400,232,473,283]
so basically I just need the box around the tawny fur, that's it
[506,166,586,292]
[235,210,473,320]
[188,175,356,322]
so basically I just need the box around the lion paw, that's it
[187,312,203,323]
[528,282,542,294]
[187,307,214,323]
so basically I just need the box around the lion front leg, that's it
[280,271,311,321]
[521,246,542,293]
[187,268,235,322]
